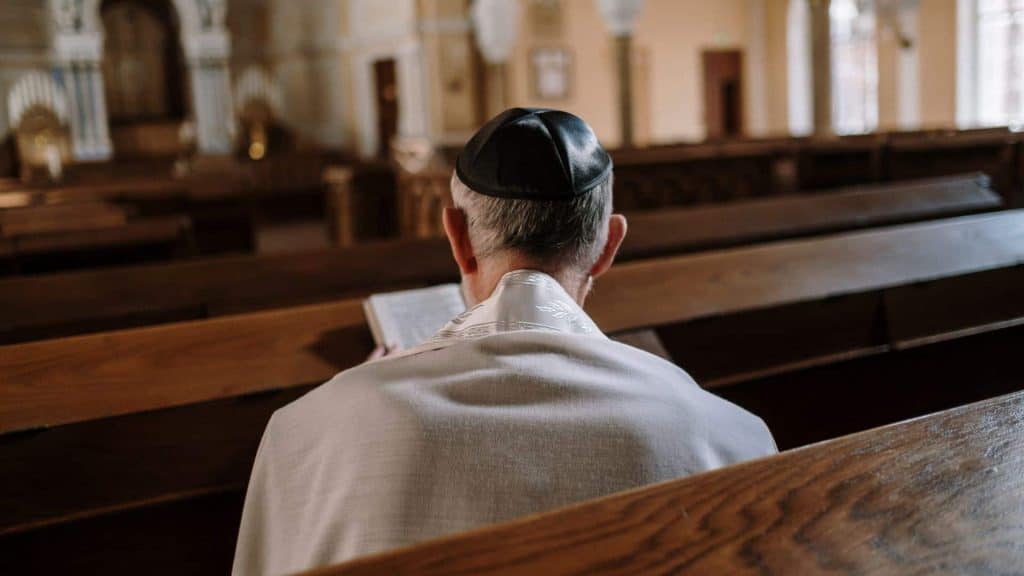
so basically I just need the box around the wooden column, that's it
[810,0,833,135]
[324,166,355,247]
[615,35,635,147]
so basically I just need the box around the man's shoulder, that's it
[272,360,403,432]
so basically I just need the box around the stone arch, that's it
[76,0,205,36]
[52,0,233,156]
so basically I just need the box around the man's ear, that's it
[443,206,477,275]
[589,214,627,279]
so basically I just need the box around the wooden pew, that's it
[0,176,254,255]
[1,216,197,276]
[0,201,127,237]
[4,211,1024,574]
[886,129,1021,206]
[0,173,1001,343]
[306,390,1024,576]
[795,134,884,190]
[605,139,796,209]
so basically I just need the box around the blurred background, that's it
[0,0,1020,267]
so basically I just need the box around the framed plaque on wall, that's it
[531,47,573,100]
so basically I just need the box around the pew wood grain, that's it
[0,173,1000,342]
[3,210,1024,436]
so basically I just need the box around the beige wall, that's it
[0,0,52,138]
[636,0,752,143]
[503,0,786,147]
[507,0,619,144]
[762,0,791,135]
[917,0,957,128]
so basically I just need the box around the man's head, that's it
[443,108,627,306]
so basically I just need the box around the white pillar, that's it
[471,0,522,117]
[810,0,833,135]
[397,41,430,137]
[595,0,646,146]
[53,32,113,161]
[896,6,920,129]
[184,31,234,155]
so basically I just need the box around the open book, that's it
[363,284,466,351]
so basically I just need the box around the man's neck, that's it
[466,255,589,307]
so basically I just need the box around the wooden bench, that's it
[0,173,1001,343]
[887,129,1020,204]
[1,216,197,276]
[603,128,1022,209]
[0,201,127,237]
[305,390,1024,576]
[0,176,254,255]
[3,212,1024,573]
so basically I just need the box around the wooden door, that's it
[374,59,399,158]
[702,50,744,139]
[101,0,186,123]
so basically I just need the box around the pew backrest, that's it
[4,210,1024,436]
[0,173,1001,343]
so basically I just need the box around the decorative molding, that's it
[234,65,281,115]
[182,30,232,62]
[0,49,53,67]
[51,32,103,62]
[595,0,646,37]
[471,0,522,64]
[419,17,472,35]
[7,71,69,127]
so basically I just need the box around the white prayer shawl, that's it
[233,271,777,575]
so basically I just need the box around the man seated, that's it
[233,109,776,575]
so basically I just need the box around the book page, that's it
[364,283,465,350]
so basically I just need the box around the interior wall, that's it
[638,0,752,143]
[0,0,51,139]
[507,0,618,144]
[505,0,774,148]
[762,0,790,135]
[419,0,482,144]
[917,0,957,128]
[268,0,348,149]
[228,0,270,73]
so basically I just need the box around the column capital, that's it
[470,0,522,64]
[596,0,646,38]
[52,32,103,63]
[183,30,232,63]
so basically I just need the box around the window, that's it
[975,0,1024,126]
[831,0,879,134]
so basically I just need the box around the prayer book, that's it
[363,283,466,351]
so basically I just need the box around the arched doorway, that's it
[100,0,189,156]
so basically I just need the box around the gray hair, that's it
[450,172,613,272]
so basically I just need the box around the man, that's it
[233,109,776,575]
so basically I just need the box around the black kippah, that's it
[455,108,613,200]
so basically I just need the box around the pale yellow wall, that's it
[419,0,482,141]
[917,0,957,128]
[876,15,901,130]
[227,0,270,73]
[505,0,780,147]
[507,0,619,145]
[0,0,52,138]
[762,0,790,135]
[636,0,752,143]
